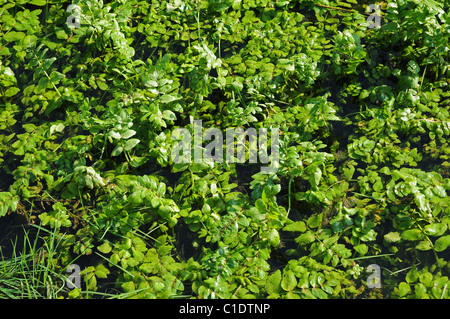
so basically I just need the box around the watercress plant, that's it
[0,0,449,299]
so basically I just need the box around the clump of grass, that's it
[0,223,152,299]
[0,225,70,299]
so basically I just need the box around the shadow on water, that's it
[0,213,39,261]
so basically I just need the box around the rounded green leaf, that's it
[401,229,422,241]
[398,282,411,297]
[281,270,297,292]
[124,138,140,151]
[285,291,301,299]
[112,145,123,156]
[5,87,20,97]
[354,244,368,255]
[434,235,450,252]
[419,272,433,287]
[3,31,26,42]
[268,229,280,246]
[283,221,307,232]
[295,231,316,244]
[406,267,419,284]
[307,214,323,228]
[97,242,112,254]
[265,270,282,294]
[414,283,427,298]
[384,232,401,243]
[95,264,110,279]
[121,129,136,139]
[159,94,181,103]
[29,0,47,5]
[162,110,177,120]
[121,281,136,293]
[415,240,432,251]
[311,288,328,299]
[424,223,447,237]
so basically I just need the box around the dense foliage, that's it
[0,0,449,299]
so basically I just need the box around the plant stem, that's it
[287,175,293,219]
[33,52,62,97]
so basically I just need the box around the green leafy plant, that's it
[0,0,448,299]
